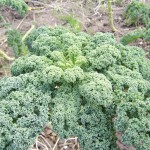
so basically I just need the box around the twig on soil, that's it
[33,8,47,14]
[22,25,35,41]
[52,137,60,150]
[0,39,7,47]
[30,7,45,10]
[33,12,36,22]
[36,141,49,150]
[0,59,7,76]
[31,0,67,13]
[31,1,50,7]
[35,137,39,150]
[31,1,59,9]
[5,16,10,23]
[1,15,7,23]
[38,135,53,150]
[16,14,28,29]
[0,49,15,61]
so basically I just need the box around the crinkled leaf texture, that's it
[0,26,150,150]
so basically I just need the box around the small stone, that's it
[139,42,143,45]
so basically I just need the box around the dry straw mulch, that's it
[28,126,81,150]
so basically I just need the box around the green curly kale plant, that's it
[0,26,150,150]
[124,0,150,26]
[0,0,28,16]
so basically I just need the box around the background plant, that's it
[124,0,150,26]
[7,29,28,58]
[0,0,29,16]
[120,28,146,45]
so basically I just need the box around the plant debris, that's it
[28,126,81,150]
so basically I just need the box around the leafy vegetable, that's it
[0,26,150,150]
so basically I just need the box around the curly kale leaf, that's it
[11,55,52,76]
[79,72,113,107]
[0,84,51,150]
[41,65,63,85]
[87,44,121,70]
[63,66,84,83]
[115,101,150,150]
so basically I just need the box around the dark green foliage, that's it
[115,101,150,149]
[63,66,84,83]
[41,65,63,84]
[124,1,150,26]
[1,26,150,150]
[90,32,116,46]
[107,65,150,103]
[0,0,28,16]
[7,29,28,58]
[86,44,120,70]
[50,86,116,150]
[0,84,51,150]
[120,28,146,45]
[117,45,150,80]
[11,55,52,76]
[79,72,113,107]
[25,26,71,53]
[117,44,144,68]
[75,105,116,150]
